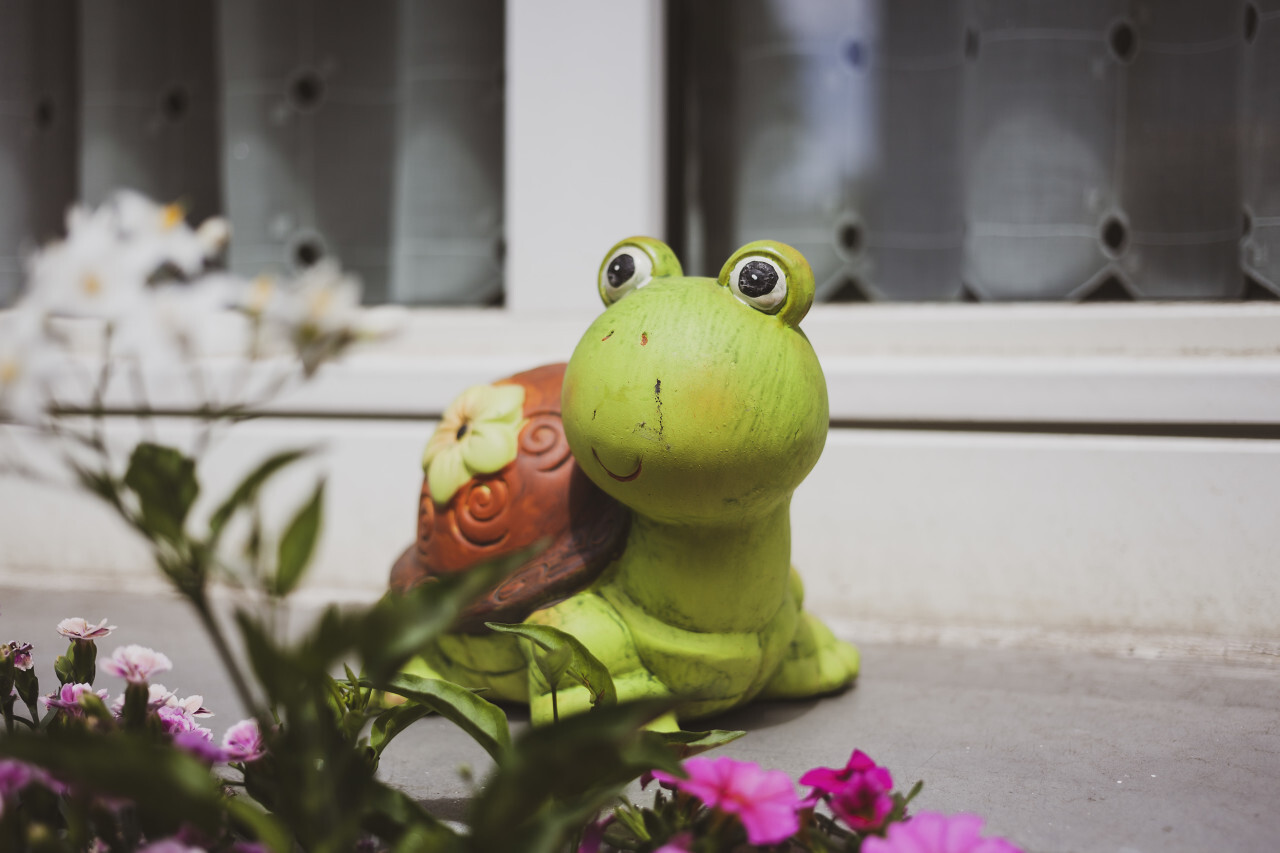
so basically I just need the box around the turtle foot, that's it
[758,611,859,700]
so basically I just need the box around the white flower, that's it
[100,644,172,684]
[161,688,212,718]
[24,192,228,324]
[281,259,362,339]
[112,273,246,362]
[55,616,116,641]
[111,191,216,277]
[249,260,364,374]
[195,217,231,256]
[25,203,147,320]
[356,304,408,341]
[0,304,56,424]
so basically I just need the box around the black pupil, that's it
[456,423,469,440]
[738,261,778,298]
[607,253,635,288]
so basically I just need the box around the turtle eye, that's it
[729,255,787,313]
[600,246,654,305]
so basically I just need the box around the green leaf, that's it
[467,699,682,853]
[654,728,746,759]
[533,644,572,689]
[274,480,324,596]
[53,653,73,686]
[486,622,617,708]
[208,448,314,540]
[610,804,650,843]
[123,442,199,544]
[225,797,294,853]
[14,667,39,715]
[120,682,150,730]
[380,674,511,762]
[354,542,541,683]
[71,462,122,512]
[370,704,432,759]
[391,823,462,853]
[362,781,461,850]
[235,609,298,707]
[68,638,98,685]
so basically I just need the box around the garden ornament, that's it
[391,238,859,725]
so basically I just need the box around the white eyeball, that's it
[599,247,654,305]
[729,255,787,313]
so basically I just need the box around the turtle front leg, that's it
[522,590,674,727]
[759,569,860,699]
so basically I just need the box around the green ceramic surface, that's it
[416,238,859,724]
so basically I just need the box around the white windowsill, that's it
[35,301,1280,427]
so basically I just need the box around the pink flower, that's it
[862,812,1023,853]
[101,644,172,684]
[157,705,214,742]
[0,759,41,796]
[577,815,613,853]
[652,756,800,845]
[43,682,111,715]
[137,840,207,853]
[222,718,266,762]
[801,749,895,831]
[654,834,694,853]
[146,683,177,708]
[173,731,225,764]
[0,759,61,819]
[147,684,213,717]
[168,693,213,718]
[5,641,33,671]
[56,617,116,641]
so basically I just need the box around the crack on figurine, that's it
[654,378,664,437]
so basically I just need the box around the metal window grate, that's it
[674,0,1280,302]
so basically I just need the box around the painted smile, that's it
[592,447,642,482]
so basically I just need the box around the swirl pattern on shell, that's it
[453,479,511,548]
[415,482,435,559]
[520,411,572,472]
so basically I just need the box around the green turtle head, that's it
[563,237,828,525]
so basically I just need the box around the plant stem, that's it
[191,595,261,719]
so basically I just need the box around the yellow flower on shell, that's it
[422,383,525,504]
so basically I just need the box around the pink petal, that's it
[799,766,847,790]
[739,800,801,845]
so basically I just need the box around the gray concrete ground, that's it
[2,585,1277,853]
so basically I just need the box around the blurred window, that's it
[0,0,505,308]
[672,0,1279,302]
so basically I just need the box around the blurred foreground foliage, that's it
[1,440,743,852]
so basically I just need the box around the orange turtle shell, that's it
[389,363,629,633]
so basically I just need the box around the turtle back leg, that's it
[409,631,531,703]
[758,568,860,699]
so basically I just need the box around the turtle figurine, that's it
[390,237,859,727]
